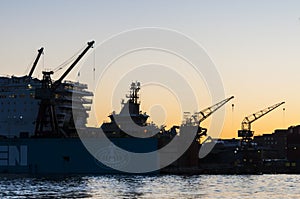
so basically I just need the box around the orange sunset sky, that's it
[1,1,300,138]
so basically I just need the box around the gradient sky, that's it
[1,1,300,138]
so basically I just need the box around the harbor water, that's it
[1,174,300,198]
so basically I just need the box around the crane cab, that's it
[238,130,254,138]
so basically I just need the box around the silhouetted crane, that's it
[191,96,234,140]
[28,47,44,77]
[34,41,94,137]
[238,101,285,146]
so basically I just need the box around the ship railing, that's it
[82,98,93,104]
[84,105,91,111]
[59,96,92,105]
[66,89,94,96]
[60,104,91,111]
[64,80,88,89]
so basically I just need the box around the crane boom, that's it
[35,41,95,136]
[52,41,94,91]
[193,96,234,124]
[28,47,44,77]
[190,96,234,139]
[238,101,285,140]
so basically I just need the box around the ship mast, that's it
[127,81,140,104]
[124,81,141,115]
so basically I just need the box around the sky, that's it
[1,1,300,138]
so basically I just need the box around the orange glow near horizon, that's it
[89,87,294,140]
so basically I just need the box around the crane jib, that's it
[239,101,285,139]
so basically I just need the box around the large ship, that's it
[0,41,186,174]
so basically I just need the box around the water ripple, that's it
[0,174,300,198]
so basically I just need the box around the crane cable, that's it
[93,46,96,84]
[42,51,45,70]
[53,45,86,73]
[283,107,286,128]
[232,104,235,133]
[24,53,37,75]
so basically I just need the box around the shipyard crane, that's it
[28,47,44,77]
[192,96,234,140]
[238,101,285,145]
[34,41,95,137]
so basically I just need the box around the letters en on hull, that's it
[0,146,27,166]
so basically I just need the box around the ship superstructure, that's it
[0,76,93,138]
[0,42,94,138]
[101,81,160,138]
[0,76,40,138]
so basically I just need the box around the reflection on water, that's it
[0,175,300,198]
[0,176,92,198]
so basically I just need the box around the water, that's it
[0,174,300,198]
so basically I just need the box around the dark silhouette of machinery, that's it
[238,101,285,147]
[34,41,94,137]
[189,96,234,141]
[28,47,44,77]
